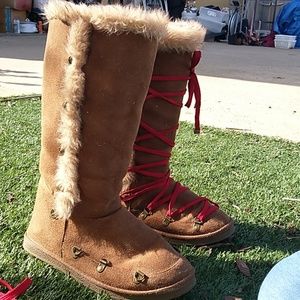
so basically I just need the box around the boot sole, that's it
[156,222,235,246]
[23,234,195,300]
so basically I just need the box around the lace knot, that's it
[185,51,202,134]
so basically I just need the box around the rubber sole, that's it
[23,234,195,300]
[156,222,235,246]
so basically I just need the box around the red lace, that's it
[0,278,32,300]
[121,51,218,224]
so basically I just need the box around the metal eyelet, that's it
[194,218,204,228]
[162,216,174,226]
[72,246,84,259]
[50,209,58,220]
[139,209,151,220]
[130,208,141,215]
[96,259,111,273]
[62,101,68,110]
[133,271,148,284]
[68,56,73,64]
[59,148,65,156]
[55,185,63,192]
[194,219,204,225]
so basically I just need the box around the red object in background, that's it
[38,20,43,33]
[0,278,32,300]
[0,0,32,11]
[262,31,276,47]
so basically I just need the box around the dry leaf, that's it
[236,259,251,277]
[244,207,253,213]
[7,192,15,203]
[224,296,243,300]
[237,246,253,253]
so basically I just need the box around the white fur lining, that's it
[159,20,206,52]
[54,19,91,219]
[45,0,168,41]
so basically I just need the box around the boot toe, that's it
[143,205,234,246]
[114,252,195,296]
[64,207,195,299]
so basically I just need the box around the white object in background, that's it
[182,9,198,21]
[20,21,38,33]
[13,19,21,34]
[275,34,297,49]
[274,39,297,49]
[197,7,229,34]
[33,0,48,11]
[199,7,229,23]
[275,34,297,41]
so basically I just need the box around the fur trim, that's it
[45,0,168,41]
[49,1,169,219]
[159,20,206,53]
[54,19,92,220]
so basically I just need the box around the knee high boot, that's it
[23,2,195,299]
[121,21,235,246]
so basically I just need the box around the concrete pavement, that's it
[0,34,45,97]
[0,33,299,142]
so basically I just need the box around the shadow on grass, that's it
[231,222,300,253]
[178,222,300,300]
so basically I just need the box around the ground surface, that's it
[0,34,299,142]
[0,98,299,300]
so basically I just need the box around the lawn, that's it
[0,97,299,300]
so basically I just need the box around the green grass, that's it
[0,98,299,300]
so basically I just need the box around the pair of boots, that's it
[23,1,234,299]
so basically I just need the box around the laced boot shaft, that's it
[121,21,235,245]
[24,2,195,299]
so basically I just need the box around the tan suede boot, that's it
[23,2,195,299]
[121,21,235,246]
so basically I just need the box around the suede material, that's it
[64,207,194,291]
[122,51,234,241]
[27,19,69,256]
[26,20,195,296]
[73,30,158,218]
[27,177,65,256]
[39,19,69,191]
